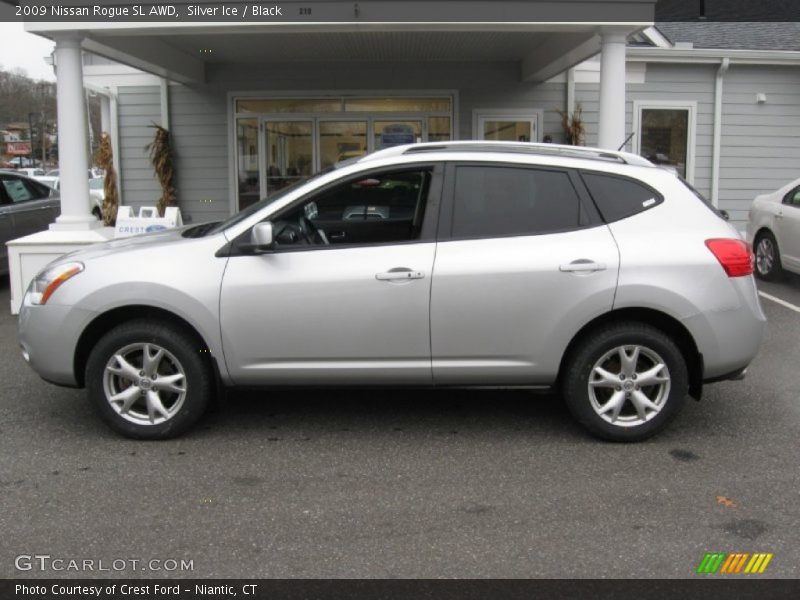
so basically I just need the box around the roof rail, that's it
[361,141,653,167]
[406,141,653,166]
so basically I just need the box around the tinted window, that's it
[451,166,585,238]
[0,176,47,203]
[581,172,662,222]
[270,168,432,248]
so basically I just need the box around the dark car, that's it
[0,170,61,275]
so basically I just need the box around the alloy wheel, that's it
[587,345,671,427]
[103,343,187,426]
[756,237,775,276]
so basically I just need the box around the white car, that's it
[17,168,45,178]
[747,178,800,280]
[33,175,104,218]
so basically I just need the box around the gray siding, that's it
[169,86,229,222]
[116,85,163,208]
[718,65,800,224]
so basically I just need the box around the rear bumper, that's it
[704,366,748,384]
[683,277,767,381]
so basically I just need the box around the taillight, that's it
[705,238,754,277]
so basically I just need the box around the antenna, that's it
[618,132,635,152]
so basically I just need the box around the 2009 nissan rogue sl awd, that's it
[18,142,766,441]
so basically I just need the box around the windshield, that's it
[205,168,337,236]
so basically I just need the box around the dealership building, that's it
[9,0,800,309]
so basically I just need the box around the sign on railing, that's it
[114,206,183,238]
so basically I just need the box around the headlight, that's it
[28,261,84,305]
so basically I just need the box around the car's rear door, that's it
[430,162,619,385]
[220,165,443,386]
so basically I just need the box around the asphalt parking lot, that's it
[1,275,799,580]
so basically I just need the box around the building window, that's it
[233,95,454,210]
[633,101,697,183]
[474,109,543,143]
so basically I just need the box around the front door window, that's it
[269,168,433,248]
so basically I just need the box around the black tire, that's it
[754,230,783,281]
[562,322,688,442]
[85,319,213,439]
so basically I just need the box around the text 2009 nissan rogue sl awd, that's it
[18,142,766,441]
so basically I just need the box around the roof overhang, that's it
[627,46,800,65]
[26,1,656,84]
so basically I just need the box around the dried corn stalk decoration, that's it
[94,132,119,226]
[145,123,176,216]
[557,104,586,146]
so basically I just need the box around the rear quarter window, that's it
[581,172,663,223]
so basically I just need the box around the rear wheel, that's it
[754,231,782,281]
[563,323,688,442]
[85,320,213,439]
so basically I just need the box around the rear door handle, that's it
[376,268,425,281]
[559,260,606,273]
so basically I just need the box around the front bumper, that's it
[18,294,96,387]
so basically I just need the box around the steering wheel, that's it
[297,215,329,246]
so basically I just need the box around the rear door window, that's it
[1,176,37,203]
[450,165,590,238]
[581,172,663,223]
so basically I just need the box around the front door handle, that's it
[559,260,606,273]
[376,268,425,281]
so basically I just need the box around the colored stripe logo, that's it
[697,552,773,574]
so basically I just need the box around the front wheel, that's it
[562,323,688,442]
[85,320,213,439]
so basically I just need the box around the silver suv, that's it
[18,142,766,441]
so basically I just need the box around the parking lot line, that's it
[759,291,800,315]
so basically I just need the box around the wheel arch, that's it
[753,225,776,244]
[557,307,703,400]
[73,305,217,388]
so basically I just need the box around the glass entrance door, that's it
[373,120,422,150]
[262,120,314,199]
[318,120,368,170]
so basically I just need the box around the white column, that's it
[51,34,98,230]
[597,30,627,150]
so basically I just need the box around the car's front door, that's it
[777,186,800,270]
[219,165,442,385]
[430,163,620,385]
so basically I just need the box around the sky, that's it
[0,22,56,81]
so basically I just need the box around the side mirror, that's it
[719,209,730,221]
[246,221,274,253]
